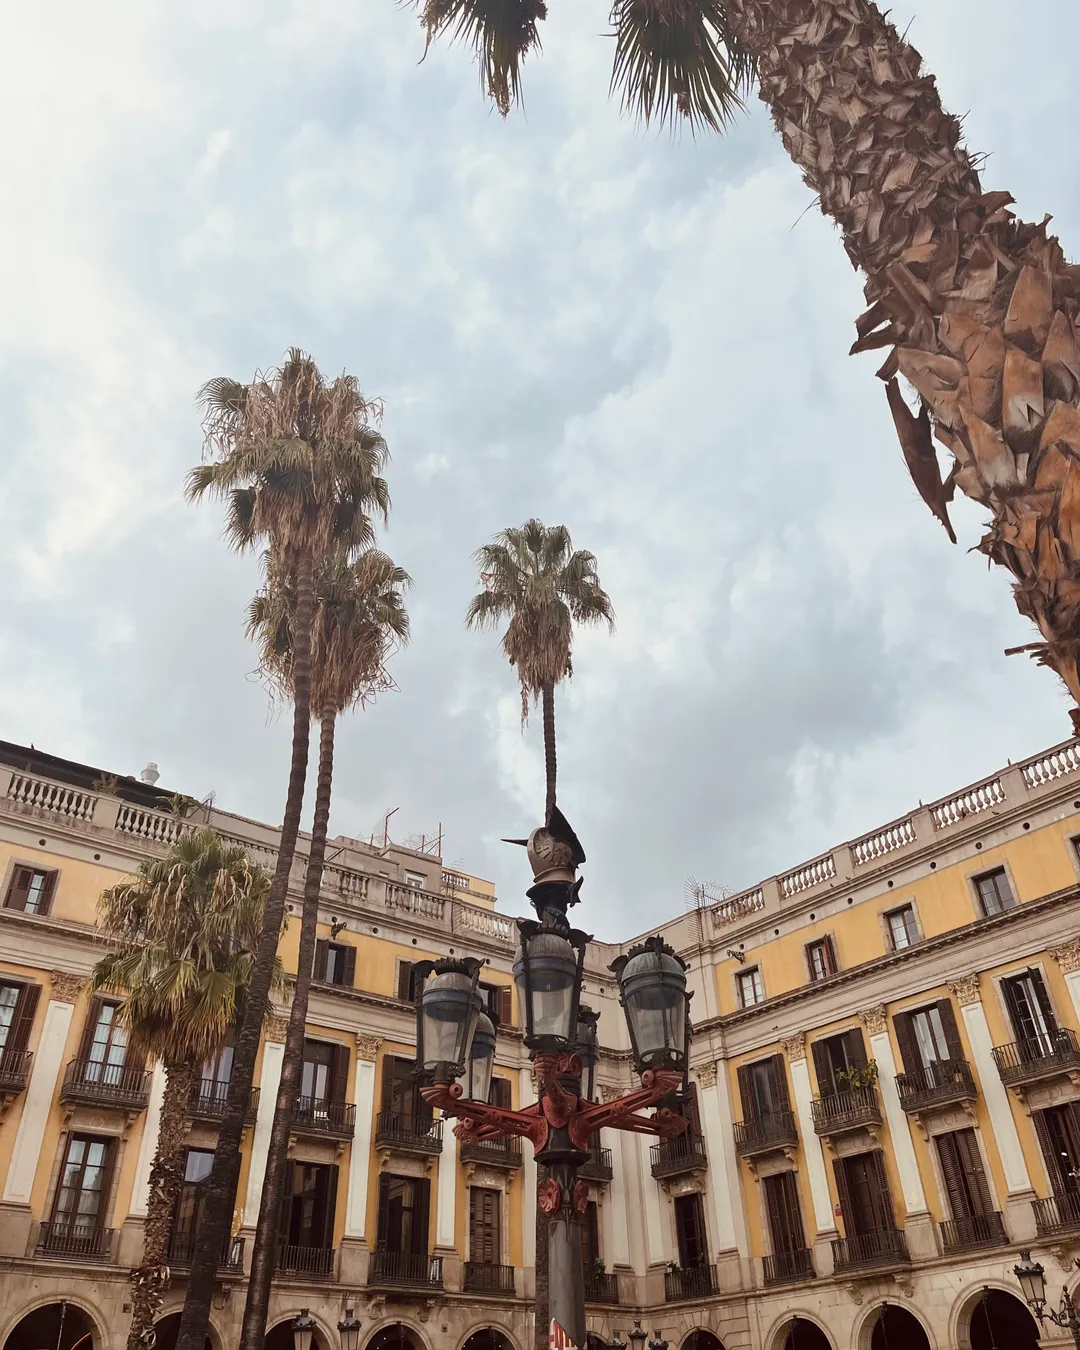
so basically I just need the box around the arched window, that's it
[462,1332,516,1350]
[4,1304,96,1350]
[683,1332,726,1350]
[150,1314,212,1350]
[779,1320,832,1350]
[969,1290,1040,1350]
[869,1306,930,1350]
[365,1327,426,1350]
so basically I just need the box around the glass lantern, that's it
[513,921,587,1050]
[574,1006,600,1101]
[609,935,689,1075]
[414,957,483,1083]
[337,1310,361,1350]
[292,1310,316,1350]
[466,1009,497,1103]
[1014,1250,1047,1312]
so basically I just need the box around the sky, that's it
[1,1,1079,940]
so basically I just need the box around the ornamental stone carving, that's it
[1050,941,1080,975]
[266,1014,291,1042]
[949,973,982,1006]
[781,1033,807,1062]
[696,1063,718,1089]
[50,971,88,1004]
[355,1034,382,1061]
[599,1083,624,1103]
[859,1005,889,1036]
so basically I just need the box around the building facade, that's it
[4,737,1080,1349]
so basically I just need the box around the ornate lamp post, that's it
[336,1309,362,1350]
[1014,1251,1080,1347]
[291,1310,317,1350]
[418,810,692,1350]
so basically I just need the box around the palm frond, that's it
[413,0,547,115]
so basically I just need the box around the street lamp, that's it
[514,922,588,1050]
[648,1335,670,1350]
[414,957,483,1083]
[628,1321,647,1350]
[610,935,690,1075]
[574,1006,599,1101]
[292,1310,317,1350]
[336,1309,361,1350]
[1014,1250,1080,1347]
[466,1009,497,1104]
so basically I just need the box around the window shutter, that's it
[824,935,838,974]
[277,1161,296,1244]
[342,946,356,987]
[496,986,512,1027]
[414,1176,431,1256]
[764,1172,803,1255]
[329,1043,351,1103]
[935,1000,965,1061]
[322,1164,339,1249]
[763,1174,786,1254]
[39,871,57,915]
[375,1172,390,1249]
[843,1028,868,1072]
[397,962,414,1002]
[935,1133,968,1218]
[313,940,329,982]
[892,1012,921,1075]
[1033,1110,1067,1194]
[870,1150,897,1230]
[1001,977,1027,1041]
[686,1081,702,1134]
[7,983,40,1054]
[832,1157,855,1236]
[1032,971,1059,1032]
[736,1064,757,1120]
[954,1129,993,1217]
[490,1077,511,1109]
[4,867,33,912]
[380,1058,396,1113]
[770,1054,791,1111]
[95,1137,119,1230]
[77,997,107,1060]
[811,1039,834,1096]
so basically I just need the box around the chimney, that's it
[140,762,160,785]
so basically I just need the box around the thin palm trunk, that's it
[126,1061,195,1350]
[724,0,1080,716]
[541,681,557,824]
[239,701,337,1350]
[175,548,316,1350]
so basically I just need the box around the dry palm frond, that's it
[412,0,547,115]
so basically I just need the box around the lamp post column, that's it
[538,1129,588,1350]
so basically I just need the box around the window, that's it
[0,981,39,1063]
[806,937,837,983]
[1035,1104,1080,1197]
[4,865,57,915]
[80,1000,129,1083]
[314,940,355,987]
[469,1186,501,1266]
[885,904,919,951]
[935,1130,993,1220]
[811,1029,867,1098]
[300,1039,350,1106]
[279,1160,338,1251]
[479,982,513,1026]
[490,1077,512,1109]
[974,868,1014,917]
[581,1199,601,1276]
[833,1151,895,1236]
[736,967,765,1007]
[404,871,426,890]
[673,1192,708,1268]
[381,1054,433,1125]
[172,1148,215,1251]
[396,961,415,1002]
[763,1171,805,1257]
[737,1055,789,1120]
[51,1134,114,1236]
[894,1001,963,1077]
[376,1173,430,1255]
[1002,970,1057,1050]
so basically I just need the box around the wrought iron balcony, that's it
[0,1047,32,1096]
[368,1248,444,1289]
[290,1095,355,1140]
[584,1271,620,1304]
[896,1059,977,1114]
[763,1248,814,1285]
[810,1086,881,1137]
[664,1264,719,1302]
[580,1144,614,1182]
[830,1228,909,1272]
[992,1029,1080,1088]
[59,1059,150,1112]
[938,1212,1007,1253]
[36,1220,113,1262]
[1033,1192,1080,1238]
[166,1231,245,1273]
[187,1079,260,1125]
[459,1135,523,1170]
[374,1110,443,1156]
[650,1131,708,1179]
[276,1243,336,1279]
[463,1261,516,1295]
[733,1109,798,1159]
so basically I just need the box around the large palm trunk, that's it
[541,681,557,823]
[175,549,316,1350]
[239,703,337,1350]
[126,1061,195,1350]
[726,0,1080,720]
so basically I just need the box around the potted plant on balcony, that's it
[836,1061,879,1092]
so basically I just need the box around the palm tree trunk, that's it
[126,1060,195,1350]
[238,702,337,1350]
[175,547,316,1350]
[541,681,557,824]
[726,0,1080,720]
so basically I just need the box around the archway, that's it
[779,1320,833,1350]
[869,1306,930,1350]
[365,1327,426,1350]
[683,1333,726,1350]
[153,1313,213,1350]
[4,1304,96,1350]
[462,1333,516,1350]
[266,1319,329,1350]
[969,1290,1039,1350]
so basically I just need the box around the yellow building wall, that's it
[0,841,126,926]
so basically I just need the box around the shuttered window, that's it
[490,1076,512,1109]
[314,941,356,987]
[673,1192,708,1268]
[737,1055,790,1119]
[806,937,837,982]
[1034,1104,1080,1196]
[763,1171,805,1256]
[737,967,765,1007]
[381,1055,432,1123]
[300,1039,350,1103]
[0,981,39,1057]
[51,1134,116,1233]
[479,982,514,1027]
[376,1173,430,1255]
[4,865,57,915]
[974,868,1014,917]
[885,905,919,950]
[935,1129,993,1219]
[894,1000,963,1073]
[469,1187,502,1265]
[811,1029,867,1097]
[834,1151,895,1235]
[79,998,131,1082]
[279,1161,338,1249]
[173,1147,215,1239]
[1002,970,1057,1048]
[396,961,415,1001]
[581,1199,601,1272]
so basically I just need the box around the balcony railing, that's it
[459,1136,523,1169]
[810,1087,882,1137]
[896,1059,977,1114]
[368,1249,444,1289]
[580,1145,614,1182]
[831,1228,909,1272]
[374,1111,443,1155]
[60,1059,151,1112]
[650,1131,708,1179]
[1034,1192,1080,1238]
[290,1096,356,1139]
[167,1231,245,1272]
[763,1248,814,1285]
[992,1029,1080,1087]
[276,1244,336,1279]
[938,1212,1007,1253]
[464,1262,516,1295]
[733,1110,798,1159]
[664,1264,719,1302]
[0,1047,32,1096]
[36,1220,114,1262]
[584,1271,620,1304]
[187,1079,260,1124]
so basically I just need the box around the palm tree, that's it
[177,351,390,1350]
[238,547,411,1350]
[467,519,611,1350]
[92,830,273,1350]
[414,2,1080,727]
[467,518,614,823]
